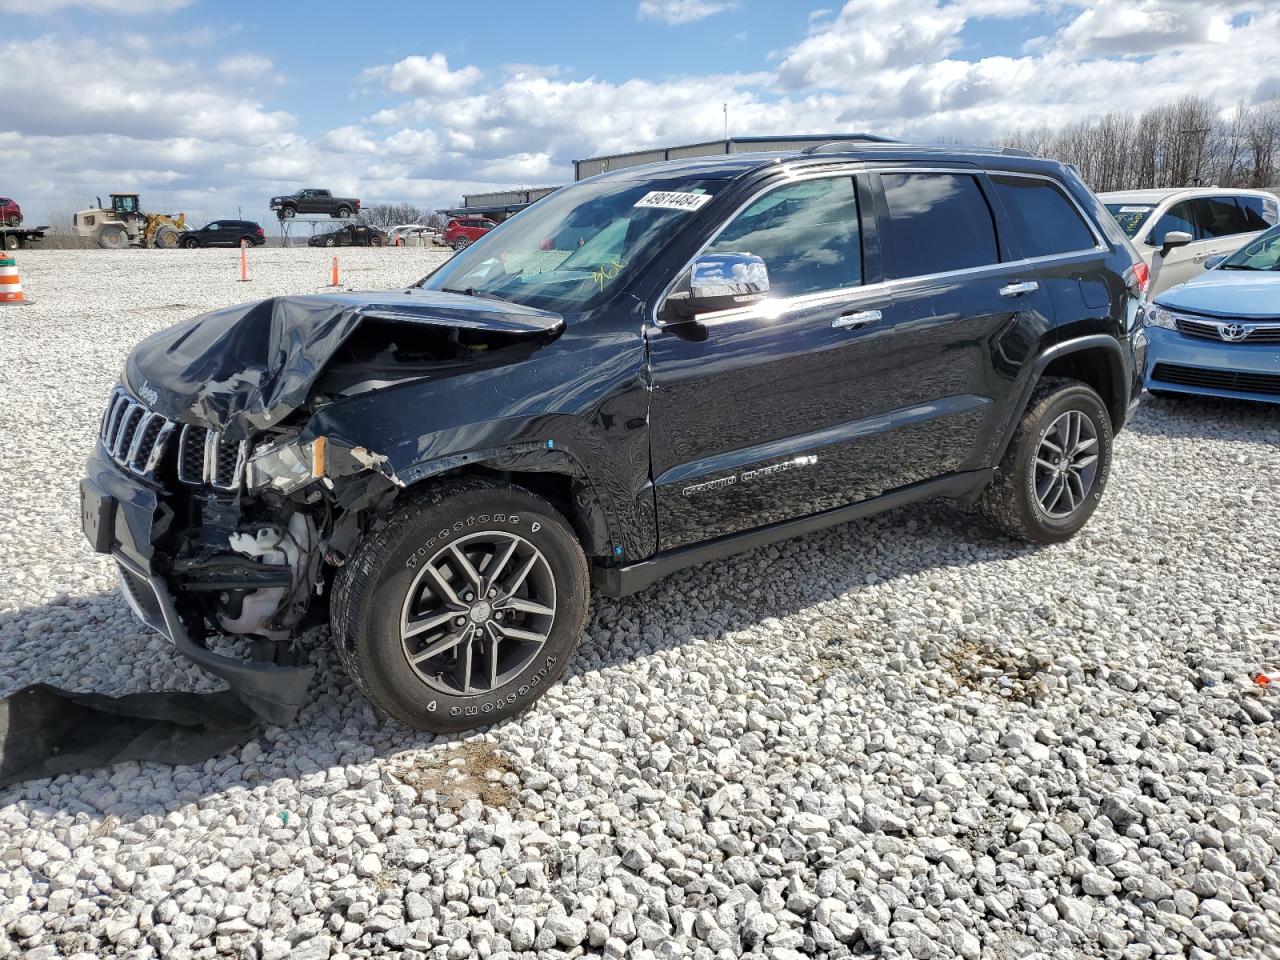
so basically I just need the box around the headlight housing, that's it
[246,435,321,494]
[1144,305,1179,330]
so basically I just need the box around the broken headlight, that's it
[246,435,322,494]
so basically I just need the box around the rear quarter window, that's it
[990,175,1098,258]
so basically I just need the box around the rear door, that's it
[1193,195,1267,264]
[872,168,1059,470]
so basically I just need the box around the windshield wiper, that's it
[441,286,511,302]
[1217,263,1259,271]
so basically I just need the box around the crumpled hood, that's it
[124,289,563,441]
[1158,270,1280,319]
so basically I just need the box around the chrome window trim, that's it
[653,165,1112,329]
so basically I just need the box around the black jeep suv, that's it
[82,142,1147,729]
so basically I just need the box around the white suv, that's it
[1100,187,1278,296]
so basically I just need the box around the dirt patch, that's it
[937,639,1051,703]
[398,740,518,810]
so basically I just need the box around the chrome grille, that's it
[1175,317,1280,344]
[178,424,248,491]
[99,388,176,480]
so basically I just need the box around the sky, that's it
[1,0,1276,226]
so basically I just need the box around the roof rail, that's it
[801,135,899,154]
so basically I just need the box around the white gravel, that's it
[1,246,1278,960]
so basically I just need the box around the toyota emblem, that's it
[1219,323,1250,342]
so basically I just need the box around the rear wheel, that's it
[5,215,18,228]
[331,478,590,732]
[978,378,1113,544]
[452,237,471,251]
[336,206,353,219]
[4,234,18,251]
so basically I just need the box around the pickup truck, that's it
[269,189,361,220]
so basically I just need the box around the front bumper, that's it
[1144,325,1280,404]
[82,445,313,724]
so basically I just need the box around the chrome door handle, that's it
[999,281,1039,297]
[832,309,881,330]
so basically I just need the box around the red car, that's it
[442,216,495,250]
[0,196,21,228]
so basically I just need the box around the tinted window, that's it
[1148,201,1195,245]
[882,173,998,276]
[991,175,1096,257]
[1238,196,1277,231]
[206,222,220,230]
[708,177,861,297]
[1193,197,1249,238]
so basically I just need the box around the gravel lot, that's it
[1,247,1278,960]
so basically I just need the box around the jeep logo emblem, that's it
[138,381,159,405]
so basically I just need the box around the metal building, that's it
[443,186,559,222]
[572,134,893,180]
[444,134,892,219]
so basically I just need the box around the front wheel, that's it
[978,378,1113,544]
[5,216,18,228]
[182,237,200,249]
[4,234,18,251]
[331,478,590,732]
[280,206,296,219]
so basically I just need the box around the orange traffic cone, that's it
[0,254,24,304]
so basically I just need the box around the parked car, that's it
[1142,223,1280,404]
[386,223,433,244]
[0,196,21,228]
[1100,187,1278,297]
[82,142,1145,730]
[180,220,266,248]
[269,188,361,219]
[308,224,387,247]
[442,215,495,250]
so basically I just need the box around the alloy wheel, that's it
[1034,410,1099,518]
[399,531,556,696]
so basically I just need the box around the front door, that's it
[648,174,905,551]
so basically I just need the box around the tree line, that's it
[998,96,1280,193]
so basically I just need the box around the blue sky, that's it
[1,0,1274,225]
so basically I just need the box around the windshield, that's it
[1218,224,1280,271]
[420,177,726,312]
[1105,202,1155,238]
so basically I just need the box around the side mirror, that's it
[665,252,770,321]
[1158,230,1193,257]
[1203,253,1227,270]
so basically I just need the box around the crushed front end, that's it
[81,291,566,722]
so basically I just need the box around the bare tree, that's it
[361,203,429,229]
[997,95,1280,192]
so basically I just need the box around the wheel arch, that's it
[996,335,1128,463]
[384,447,620,562]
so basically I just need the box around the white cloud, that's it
[360,53,482,98]
[637,0,736,25]
[1059,0,1247,56]
[777,0,967,90]
[216,53,274,79]
[0,0,189,12]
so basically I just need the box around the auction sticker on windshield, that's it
[634,191,713,212]
[1118,206,1152,213]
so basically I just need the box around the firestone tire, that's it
[978,378,1113,544]
[330,478,590,732]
